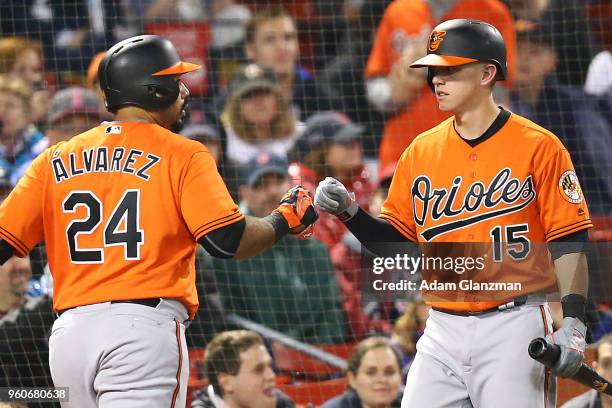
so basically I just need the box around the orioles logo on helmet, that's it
[428,30,447,51]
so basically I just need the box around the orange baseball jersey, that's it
[380,110,593,311]
[365,0,517,173]
[0,122,244,319]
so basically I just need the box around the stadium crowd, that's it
[0,0,611,407]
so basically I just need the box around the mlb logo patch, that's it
[105,125,122,135]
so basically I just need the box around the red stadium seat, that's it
[272,342,355,378]
[277,377,348,406]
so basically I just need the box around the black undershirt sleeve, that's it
[0,239,15,265]
[198,218,246,259]
[548,229,589,260]
[343,207,410,255]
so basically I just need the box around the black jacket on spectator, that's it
[321,388,402,408]
[191,385,295,408]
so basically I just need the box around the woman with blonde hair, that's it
[0,37,49,125]
[221,63,301,166]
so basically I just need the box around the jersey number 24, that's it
[62,190,144,263]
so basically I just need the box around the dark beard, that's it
[170,98,190,133]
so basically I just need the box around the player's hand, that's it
[545,317,587,377]
[274,185,318,239]
[314,177,358,221]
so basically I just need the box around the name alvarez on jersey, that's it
[51,147,161,183]
[414,168,535,241]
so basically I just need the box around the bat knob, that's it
[529,338,547,359]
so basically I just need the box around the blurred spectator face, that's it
[222,344,276,408]
[242,173,290,217]
[0,256,32,301]
[515,39,557,88]
[348,346,402,407]
[240,89,279,127]
[326,140,363,178]
[0,89,29,141]
[246,16,299,77]
[12,48,43,85]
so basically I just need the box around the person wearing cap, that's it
[364,0,516,173]
[221,62,301,167]
[316,18,594,407]
[510,19,612,214]
[182,123,222,164]
[209,152,348,344]
[45,86,106,145]
[0,74,47,187]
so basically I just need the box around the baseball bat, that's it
[528,337,612,396]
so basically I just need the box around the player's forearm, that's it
[344,207,409,254]
[554,252,588,298]
[554,252,589,322]
[233,216,279,260]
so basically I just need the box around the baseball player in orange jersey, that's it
[316,20,592,407]
[0,35,317,408]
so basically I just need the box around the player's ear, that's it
[481,63,497,87]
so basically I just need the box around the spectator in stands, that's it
[245,6,334,120]
[0,253,55,394]
[0,75,47,187]
[584,0,612,98]
[511,0,600,87]
[510,19,612,214]
[0,256,31,324]
[0,37,50,127]
[192,330,295,408]
[45,87,105,145]
[561,333,612,408]
[183,123,223,164]
[365,0,516,174]
[222,63,301,166]
[289,111,373,250]
[321,337,402,408]
[210,153,348,344]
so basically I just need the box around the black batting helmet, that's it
[411,19,507,87]
[98,35,201,112]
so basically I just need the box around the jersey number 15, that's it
[62,190,144,263]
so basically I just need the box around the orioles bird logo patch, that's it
[428,30,446,51]
[559,170,583,204]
